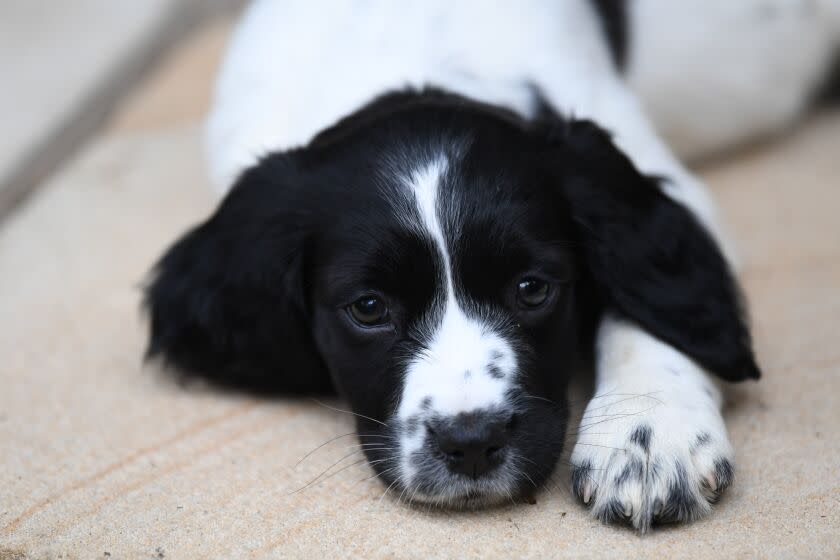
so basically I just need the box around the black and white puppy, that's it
[145,0,840,530]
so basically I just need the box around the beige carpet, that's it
[1,20,839,560]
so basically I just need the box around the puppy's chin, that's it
[409,488,513,510]
[376,460,525,510]
[393,481,516,510]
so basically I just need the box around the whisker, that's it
[519,469,538,489]
[342,443,395,453]
[503,485,516,507]
[302,457,369,489]
[395,483,410,509]
[519,394,556,405]
[564,432,610,439]
[294,432,356,468]
[544,475,565,496]
[575,410,654,419]
[346,440,396,447]
[556,458,607,472]
[356,433,398,441]
[378,476,401,505]
[358,465,399,484]
[407,482,422,509]
[289,449,365,494]
[578,392,664,414]
[509,454,557,500]
[570,405,660,434]
[364,457,394,467]
[565,389,662,408]
[347,449,393,458]
[295,431,395,468]
[310,398,389,427]
[570,442,627,451]
[515,455,540,468]
[517,457,564,494]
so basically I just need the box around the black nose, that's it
[430,413,513,479]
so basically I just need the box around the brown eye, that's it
[348,296,390,326]
[516,278,550,308]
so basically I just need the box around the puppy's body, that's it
[146,0,839,531]
[207,0,839,232]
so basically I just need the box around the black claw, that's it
[714,458,734,492]
[598,499,628,524]
[652,497,664,517]
[571,460,593,502]
[657,461,702,523]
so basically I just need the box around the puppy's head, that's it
[145,91,758,506]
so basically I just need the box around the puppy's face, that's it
[146,92,755,507]
[308,140,582,505]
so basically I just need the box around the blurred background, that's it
[1,2,838,559]
[0,0,243,220]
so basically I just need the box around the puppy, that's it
[144,0,839,530]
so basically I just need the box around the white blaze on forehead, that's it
[397,157,517,421]
[396,156,518,487]
[405,156,450,258]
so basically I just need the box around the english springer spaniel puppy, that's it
[145,0,840,531]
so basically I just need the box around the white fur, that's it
[205,0,838,236]
[570,314,734,528]
[394,158,518,487]
[207,0,624,191]
[629,0,840,160]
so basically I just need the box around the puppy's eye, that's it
[348,296,390,327]
[516,278,550,308]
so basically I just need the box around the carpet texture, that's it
[1,20,839,559]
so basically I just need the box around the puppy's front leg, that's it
[570,314,734,532]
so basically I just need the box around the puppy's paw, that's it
[569,387,734,532]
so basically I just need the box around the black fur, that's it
[629,424,652,453]
[144,159,332,394]
[589,0,628,70]
[691,432,712,453]
[614,457,644,487]
[553,117,761,382]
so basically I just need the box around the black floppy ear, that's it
[144,155,333,394]
[557,119,760,382]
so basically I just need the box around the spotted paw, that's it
[569,388,735,532]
